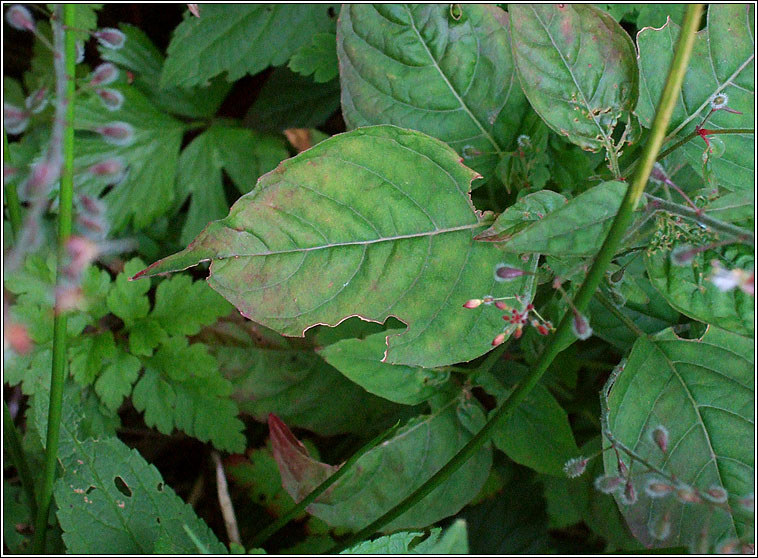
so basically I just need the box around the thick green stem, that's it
[327,5,704,553]
[3,129,23,238]
[32,5,77,553]
[4,401,38,521]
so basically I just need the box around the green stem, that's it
[32,5,77,553]
[4,401,38,521]
[3,129,23,238]
[644,193,754,244]
[594,290,646,338]
[249,421,403,549]
[622,128,754,178]
[327,4,704,553]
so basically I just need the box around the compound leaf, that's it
[136,126,537,368]
[603,326,754,549]
[341,520,468,554]
[161,4,337,88]
[289,32,338,83]
[636,4,755,192]
[509,4,639,152]
[149,274,233,336]
[338,4,527,182]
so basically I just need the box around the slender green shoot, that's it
[327,4,705,553]
[32,5,77,553]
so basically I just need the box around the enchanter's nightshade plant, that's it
[3,3,754,555]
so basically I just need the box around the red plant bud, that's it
[90,62,119,86]
[563,456,588,478]
[513,325,523,339]
[494,301,509,310]
[463,298,482,309]
[3,102,29,135]
[96,122,134,146]
[616,455,629,478]
[96,88,124,111]
[571,310,592,340]
[703,485,728,504]
[651,425,669,453]
[495,264,527,282]
[491,332,506,347]
[6,4,35,31]
[536,324,550,336]
[621,480,637,505]
[88,158,124,178]
[94,27,126,49]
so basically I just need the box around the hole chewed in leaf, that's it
[114,476,132,498]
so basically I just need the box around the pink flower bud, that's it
[644,477,674,498]
[87,158,124,180]
[563,456,588,478]
[96,88,125,111]
[616,454,629,478]
[65,236,100,278]
[571,310,592,340]
[94,27,126,49]
[494,301,509,310]
[703,485,728,504]
[495,264,527,282]
[6,4,35,31]
[594,475,624,494]
[23,159,59,198]
[96,122,134,146]
[3,102,29,134]
[675,484,702,504]
[90,62,119,86]
[25,87,48,114]
[77,194,106,216]
[491,332,506,347]
[648,511,671,541]
[650,425,668,453]
[620,480,637,505]
[77,214,108,238]
[463,298,482,309]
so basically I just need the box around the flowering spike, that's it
[94,27,126,49]
[563,456,588,478]
[620,480,637,505]
[3,102,29,135]
[703,485,728,504]
[6,4,35,31]
[96,88,125,111]
[90,62,119,86]
[495,264,528,282]
[491,332,506,347]
[650,425,669,453]
[463,298,482,309]
[593,475,624,494]
[644,476,674,498]
[571,310,592,340]
[96,122,134,146]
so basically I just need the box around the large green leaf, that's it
[135,125,537,368]
[603,326,754,549]
[337,4,528,182]
[317,329,450,405]
[509,4,639,152]
[636,4,755,192]
[645,240,754,335]
[271,397,492,531]
[73,84,185,231]
[161,4,337,88]
[478,181,626,256]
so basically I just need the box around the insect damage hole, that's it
[114,476,132,498]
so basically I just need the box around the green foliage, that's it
[341,520,468,554]
[288,33,338,83]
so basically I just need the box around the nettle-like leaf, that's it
[479,181,627,256]
[509,4,639,152]
[136,126,536,368]
[99,24,231,118]
[318,329,450,405]
[645,241,754,335]
[161,4,338,88]
[289,32,338,83]
[341,520,468,554]
[338,4,527,183]
[637,4,755,192]
[176,125,289,244]
[271,398,492,531]
[74,84,185,231]
[603,326,754,549]
[216,342,406,437]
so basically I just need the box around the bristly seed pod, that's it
[96,122,134,146]
[563,456,588,478]
[650,425,669,453]
[96,88,124,111]
[94,27,126,49]
[4,102,29,135]
[703,484,728,504]
[495,263,528,282]
[594,475,624,494]
[571,310,592,340]
[5,4,35,31]
[620,480,637,505]
[25,87,48,113]
[675,484,702,504]
[90,62,119,86]
[644,476,674,498]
